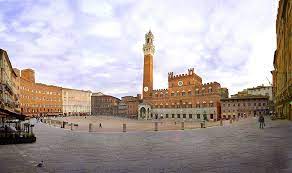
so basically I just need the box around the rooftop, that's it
[221,95,269,101]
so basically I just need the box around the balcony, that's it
[3,82,13,95]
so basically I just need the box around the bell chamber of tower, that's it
[143,30,155,56]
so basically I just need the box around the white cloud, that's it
[78,0,113,18]
[16,22,46,33]
[0,0,279,97]
[0,22,6,32]
[19,0,74,30]
[88,21,121,38]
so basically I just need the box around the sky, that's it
[0,0,279,98]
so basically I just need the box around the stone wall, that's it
[273,0,292,120]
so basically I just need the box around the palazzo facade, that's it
[272,0,292,120]
[138,31,223,121]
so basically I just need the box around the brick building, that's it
[118,95,141,118]
[138,31,224,121]
[91,93,120,116]
[219,88,229,99]
[272,0,292,120]
[221,95,269,119]
[19,69,62,117]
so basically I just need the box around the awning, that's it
[0,108,26,120]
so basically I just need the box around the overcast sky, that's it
[0,0,279,98]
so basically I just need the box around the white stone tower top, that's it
[143,30,155,56]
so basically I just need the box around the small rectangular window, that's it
[189,114,192,119]
[197,114,201,119]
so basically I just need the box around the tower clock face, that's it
[178,81,183,87]
[144,86,149,92]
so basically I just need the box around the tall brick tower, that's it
[142,30,155,99]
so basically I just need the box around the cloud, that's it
[0,0,279,98]
[78,0,113,18]
[88,21,121,38]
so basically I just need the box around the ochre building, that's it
[272,0,292,120]
[0,49,21,120]
[138,31,224,121]
[19,69,62,117]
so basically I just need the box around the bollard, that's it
[89,123,92,132]
[123,124,126,132]
[220,119,223,126]
[71,123,73,130]
[154,122,158,131]
[181,122,184,130]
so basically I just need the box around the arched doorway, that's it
[138,103,151,120]
[140,107,146,119]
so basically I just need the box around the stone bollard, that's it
[181,122,184,130]
[230,119,232,124]
[89,123,92,132]
[71,123,73,130]
[154,122,158,131]
[123,124,126,132]
[220,119,223,126]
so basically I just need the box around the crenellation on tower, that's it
[168,72,174,79]
[168,68,202,82]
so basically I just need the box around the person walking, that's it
[258,115,265,129]
[99,123,102,128]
